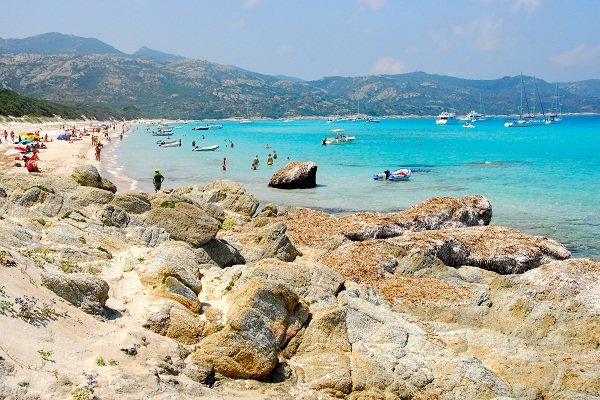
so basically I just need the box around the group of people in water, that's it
[251,146,278,170]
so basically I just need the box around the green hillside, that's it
[0,88,140,120]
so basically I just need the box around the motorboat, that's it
[435,112,458,125]
[153,130,173,136]
[156,138,180,145]
[462,122,476,128]
[322,135,356,145]
[328,128,345,133]
[193,123,223,130]
[159,139,181,147]
[192,144,219,151]
[372,168,412,181]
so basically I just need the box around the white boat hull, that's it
[192,145,219,151]
[323,136,356,145]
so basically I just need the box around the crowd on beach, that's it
[0,122,125,176]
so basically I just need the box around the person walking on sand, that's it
[222,157,227,171]
[153,169,165,193]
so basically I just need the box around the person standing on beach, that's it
[153,169,164,193]
[222,157,227,171]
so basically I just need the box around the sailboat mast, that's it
[534,80,545,116]
[521,74,532,117]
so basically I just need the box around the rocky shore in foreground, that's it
[0,165,598,400]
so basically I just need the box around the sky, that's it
[2,0,599,82]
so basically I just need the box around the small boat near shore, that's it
[328,128,345,133]
[373,168,412,181]
[159,139,181,147]
[322,135,356,145]
[192,144,219,151]
[156,138,180,145]
[463,122,476,128]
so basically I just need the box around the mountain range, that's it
[1,32,600,119]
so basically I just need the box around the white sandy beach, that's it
[0,119,163,192]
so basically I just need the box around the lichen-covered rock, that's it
[71,164,117,193]
[268,161,317,189]
[175,181,260,218]
[196,238,244,268]
[388,225,571,274]
[278,195,492,248]
[239,258,343,309]
[111,193,151,214]
[521,258,600,312]
[142,301,205,344]
[100,204,130,228]
[144,201,220,247]
[187,278,309,380]
[241,222,301,263]
[41,271,109,315]
[141,241,203,294]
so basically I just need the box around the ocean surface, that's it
[101,116,600,259]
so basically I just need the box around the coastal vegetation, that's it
[0,88,140,120]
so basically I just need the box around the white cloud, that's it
[550,44,600,68]
[244,0,266,9]
[357,0,386,10]
[371,57,406,75]
[453,18,504,50]
[274,44,291,55]
[513,0,541,14]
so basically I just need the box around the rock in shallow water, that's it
[268,161,317,189]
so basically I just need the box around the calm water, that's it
[102,116,600,259]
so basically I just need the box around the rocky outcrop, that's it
[239,258,344,309]
[71,164,117,193]
[144,201,221,247]
[111,193,151,214]
[239,222,301,263]
[100,204,130,228]
[143,301,205,344]
[40,271,109,315]
[388,225,571,273]
[187,278,309,380]
[278,195,492,248]
[175,180,259,218]
[268,161,317,189]
[521,258,600,312]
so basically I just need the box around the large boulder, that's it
[41,271,109,315]
[111,193,151,214]
[144,201,220,247]
[240,222,301,263]
[238,258,344,309]
[388,225,571,274]
[100,204,130,228]
[71,165,117,193]
[187,278,309,380]
[143,301,205,345]
[268,161,317,189]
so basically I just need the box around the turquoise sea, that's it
[101,116,600,259]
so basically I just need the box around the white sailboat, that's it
[504,74,545,128]
[239,102,253,124]
[546,84,563,124]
